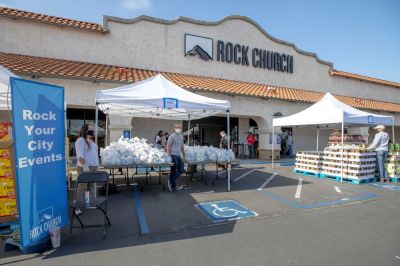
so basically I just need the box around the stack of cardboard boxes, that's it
[0,122,17,219]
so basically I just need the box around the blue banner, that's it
[10,78,67,248]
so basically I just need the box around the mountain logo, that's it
[37,206,54,223]
[184,34,213,61]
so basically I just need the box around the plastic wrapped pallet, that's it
[386,146,400,180]
[294,151,323,174]
[321,145,376,181]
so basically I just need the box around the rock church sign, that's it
[184,34,294,73]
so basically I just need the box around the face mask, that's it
[175,128,181,133]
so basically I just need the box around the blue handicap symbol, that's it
[370,183,400,191]
[196,200,258,223]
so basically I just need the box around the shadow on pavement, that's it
[0,166,306,262]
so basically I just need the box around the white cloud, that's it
[121,0,152,10]
[0,3,11,8]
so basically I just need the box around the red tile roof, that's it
[0,7,107,33]
[0,52,399,113]
[1,6,399,91]
[330,69,400,89]
[1,7,399,89]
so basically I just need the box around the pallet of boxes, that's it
[320,130,376,184]
[0,122,18,227]
[386,143,400,183]
[294,151,323,176]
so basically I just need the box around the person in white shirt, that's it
[367,125,390,182]
[74,124,99,215]
[75,124,99,174]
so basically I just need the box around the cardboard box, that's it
[0,122,12,141]
[0,178,15,197]
[0,197,17,217]
[0,159,12,178]
[0,148,10,159]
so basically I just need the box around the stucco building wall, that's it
[1,16,399,104]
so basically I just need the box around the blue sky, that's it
[1,0,399,82]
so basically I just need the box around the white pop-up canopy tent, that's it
[95,74,233,190]
[272,93,395,182]
[0,65,18,110]
[96,74,229,120]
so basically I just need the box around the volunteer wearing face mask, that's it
[75,124,99,174]
[167,123,185,191]
[74,124,99,215]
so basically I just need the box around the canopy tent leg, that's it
[227,110,231,192]
[340,122,344,183]
[392,123,395,143]
[316,128,320,151]
[105,114,109,146]
[188,115,191,146]
[95,104,99,145]
[272,126,275,169]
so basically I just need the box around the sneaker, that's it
[172,185,184,191]
[74,208,82,216]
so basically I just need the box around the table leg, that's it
[126,167,130,186]
[202,163,207,186]
[158,167,166,191]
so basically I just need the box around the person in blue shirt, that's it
[367,125,390,182]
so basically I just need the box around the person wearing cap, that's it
[167,123,185,191]
[367,125,390,182]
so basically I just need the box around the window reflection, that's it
[66,108,106,157]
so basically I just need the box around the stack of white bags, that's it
[101,137,172,165]
[184,145,235,162]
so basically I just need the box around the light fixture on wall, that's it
[273,112,284,117]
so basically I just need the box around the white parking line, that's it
[295,178,303,199]
[218,170,226,176]
[334,186,342,194]
[257,173,277,191]
[234,168,258,182]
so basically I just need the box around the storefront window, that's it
[66,108,106,157]
[183,117,238,147]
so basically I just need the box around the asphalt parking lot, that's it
[1,162,400,266]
